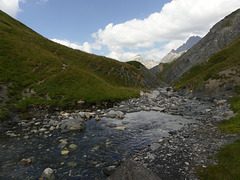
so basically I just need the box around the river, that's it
[0,110,195,179]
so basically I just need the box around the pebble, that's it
[61,150,69,155]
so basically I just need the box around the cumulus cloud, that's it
[0,0,23,17]
[51,39,95,53]
[92,0,240,61]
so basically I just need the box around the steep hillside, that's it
[126,61,167,87]
[150,36,201,75]
[175,35,240,98]
[0,10,164,119]
[161,9,240,83]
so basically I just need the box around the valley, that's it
[0,6,240,180]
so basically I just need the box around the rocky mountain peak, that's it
[161,8,240,83]
[160,36,201,64]
[129,55,159,69]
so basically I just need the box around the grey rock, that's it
[148,90,160,99]
[106,160,161,180]
[108,110,124,119]
[59,118,85,132]
[41,167,55,180]
[151,107,165,112]
[150,143,161,151]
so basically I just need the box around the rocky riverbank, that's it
[104,88,240,180]
[1,87,239,179]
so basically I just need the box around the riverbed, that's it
[0,110,195,179]
[0,88,238,180]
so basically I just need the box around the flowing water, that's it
[0,111,195,179]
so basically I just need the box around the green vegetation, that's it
[197,139,240,180]
[174,35,240,89]
[0,10,146,118]
[219,114,240,134]
[126,61,144,69]
[198,85,240,179]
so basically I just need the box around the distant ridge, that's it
[161,36,201,63]
[161,8,240,83]
[128,55,159,69]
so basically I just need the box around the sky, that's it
[0,0,240,62]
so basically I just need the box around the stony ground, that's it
[105,88,240,180]
[1,87,240,179]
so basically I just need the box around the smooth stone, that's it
[114,127,126,130]
[150,143,161,151]
[95,115,100,121]
[39,128,47,132]
[58,141,67,149]
[20,158,32,164]
[84,113,92,119]
[69,144,78,150]
[148,90,160,99]
[61,150,69,155]
[108,110,124,119]
[59,118,85,132]
[41,167,55,180]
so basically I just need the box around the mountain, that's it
[161,9,240,83]
[175,34,240,99]
[0,10,165,119]
[161,36,201,63]
[128,55,159,69]
[126,61,167,87]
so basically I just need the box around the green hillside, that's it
[0,11,149,118]
[174,35,240,90]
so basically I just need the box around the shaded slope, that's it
[126,61,167,87]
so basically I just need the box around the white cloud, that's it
[51,39,95,53]
[0,0,23,17]
[92,0,240,61]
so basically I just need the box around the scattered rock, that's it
[106,160,161,180]
[95,115,100,121]
[108,110,124,119]
[114,127,126,130]
[69,144,78,150]
[41,168,55,180]
[84,113,92,119]
[61,150,69,155]
[59,118,85,133]
[20,158,32,164]
[150,143,161,151]
[148,90,160,99]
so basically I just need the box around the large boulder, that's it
[59,118,85,133]
[108,110,125,119]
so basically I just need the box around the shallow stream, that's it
[0,111,195,179]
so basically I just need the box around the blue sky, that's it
[17,0,171,44]
[1,0,240,61]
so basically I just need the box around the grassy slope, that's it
[174,35,240,89]
[0,11,145,117]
